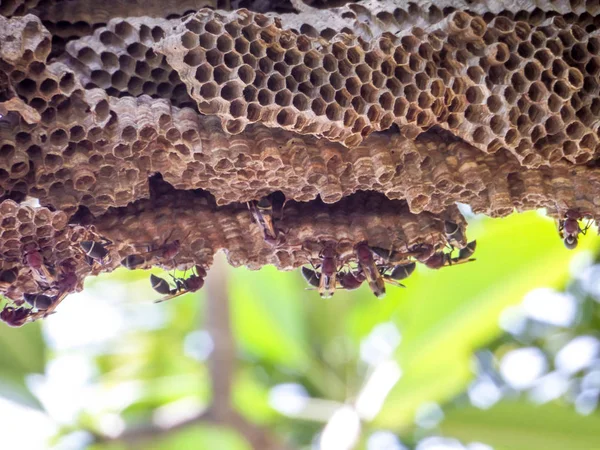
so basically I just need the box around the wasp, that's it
[80,239,111,264]
[0,305,31,327]
[23,293,56,310]
[369,246,417,289]
[301,243,339,298]
[444,220,466,249]
[151,265,206,303]
[23,244,54,284]
[382,262,416,286]
[412,240,477,269]
[355,242,386,298]
[121,232,184,269]
[338,269,366,290]
[558,209,593,249]
[248,197,279,243]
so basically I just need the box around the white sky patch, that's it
[43,290,125,351]
[153,397,206,429]
[468,376,502,409]
[360,322,402,366]
[522,288,577,327]
[500,347,547,390]
[415,402,444,429]
[528,371,570,404]
[579,265,600,302]
[367,431,408,450]
[27,353,96,424]
[582,369,600,390]
[0,397,56,450]
[575,389,599,416]
[356,360,402,420]
[269,383,310,416]
[184,330,214,361]
[416,436,465,450]
[498,305,527,335]
[569,250,594,279]
[52,431,94,450]
[555,336,600,375]
[320,406,361,450]
[97,413,126,438]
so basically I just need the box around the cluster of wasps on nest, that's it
[248,193,477,299]
[0,199,595,327]
[0,236,110,327]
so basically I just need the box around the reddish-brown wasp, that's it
[355,242,386,298]
[369,246,417,289]
[122,232,185,269]
[302,243,338,298]
[558,209,593,249]
[0,305,31,327]
[338,269,366,291]
[23,244,54,284]
[248,197,279,243]
[412,240,477,269]
[151,265,206,303]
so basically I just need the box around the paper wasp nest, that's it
[2,1,600,324]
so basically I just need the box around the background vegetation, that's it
[1,209,600,450]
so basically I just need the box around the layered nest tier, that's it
[1,1,600,325]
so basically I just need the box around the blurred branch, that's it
[97,255,294,450]
[204,255,235,419]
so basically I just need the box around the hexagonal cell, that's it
[355,63,371,83]
[258,57,273,73]
[325,103,343,121]
[309,68,328,87]
[181,31,199,50]
[465,86,484,104]
[319,85,335,103]
[200,82,218,99]
[133,60,150,78]
[90,70,111,88]
[402,84,419,103]
[257,89,273,106]
[266,46,284,63]
[234,37,250,54]
[204,19,223,35]
[292,93,310,111]
[274,90,292,107]
[228,99,247,119]
[237,65,255,84]
[206,48,223,66]
[249,40,265,58]
[304,51,322,69]
[311,98,327,116]
[111,70,129,90]
[184,47,205,66]
[418,92,434,109]
[214,65,232,84]
[267,73,285,91]
[276,108,296,126]
[351,95,367,115]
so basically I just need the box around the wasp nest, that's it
[2,2,600,324]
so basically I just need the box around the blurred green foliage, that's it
[1,210,599,449]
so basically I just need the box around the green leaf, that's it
[0,317,45,408]
[229,265,309,370]
[374,212,598,429]
[441,400,600,450]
